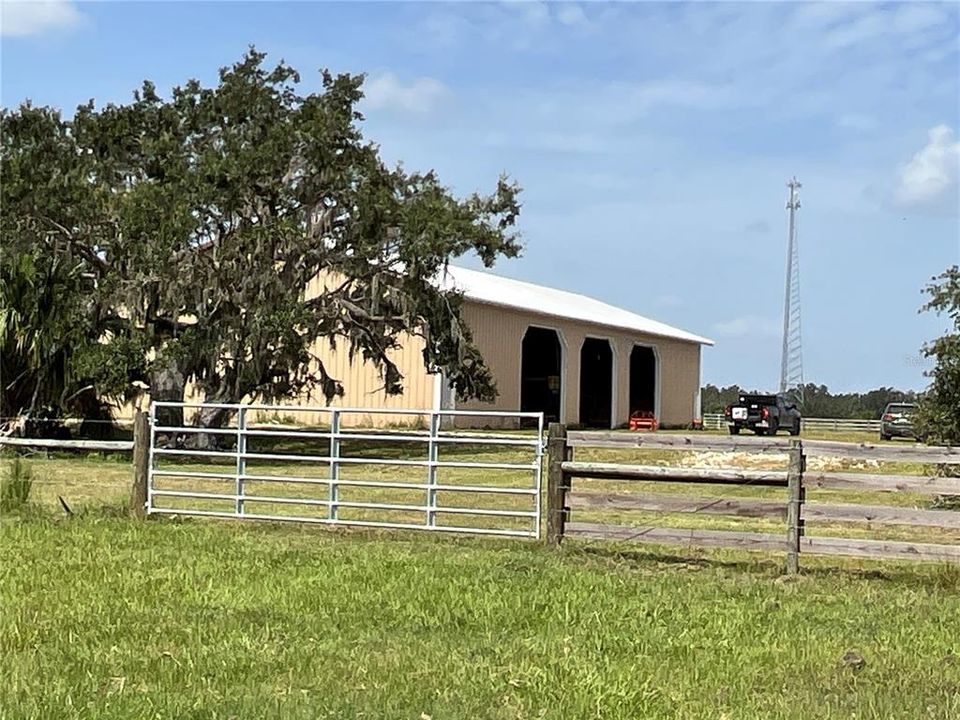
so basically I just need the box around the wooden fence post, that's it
[785,439,805,573]
[130,410,150,519]
[545,423,569,546]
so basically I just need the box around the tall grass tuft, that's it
[0,456,34,512]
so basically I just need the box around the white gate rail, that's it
[702,413,883,433]
[147,402,544,539]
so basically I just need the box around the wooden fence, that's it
[545,425,960,571]
[1,413,150,518]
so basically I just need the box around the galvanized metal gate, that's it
[147,403,544,538]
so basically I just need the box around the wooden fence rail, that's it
[548,424,960,572]
[0,437,134,452]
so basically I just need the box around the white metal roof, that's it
[440,265,714,346]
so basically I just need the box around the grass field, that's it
[2,513,960,720]
[2,429,959,718]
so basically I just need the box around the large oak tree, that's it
[2,50,522,430]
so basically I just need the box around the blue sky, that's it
[3,1,959,393]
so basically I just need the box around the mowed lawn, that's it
[3,431,960,719]
[1,513,960,720]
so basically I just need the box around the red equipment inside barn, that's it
[628,411,658,432]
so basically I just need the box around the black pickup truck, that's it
[724,393,801,436]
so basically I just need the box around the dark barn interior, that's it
[629,345,657,415]
[579,338,613,428]
[520,327,563,423]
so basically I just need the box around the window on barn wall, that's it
[579,338,613,428]
[629,346,657,417]
[520,327,562,424]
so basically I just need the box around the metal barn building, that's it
[286,266,713,429]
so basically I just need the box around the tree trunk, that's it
[148,362,186,448]
[149,363,185,428]
[190,391,237,450]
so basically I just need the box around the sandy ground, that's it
[677,451,883,473]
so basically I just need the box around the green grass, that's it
[2,514,960,719]
[3,433,960,718]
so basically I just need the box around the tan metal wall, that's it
[291,272,435,426]
[266,333,434,427]
[455,301,702,428]
[113,333,435,429]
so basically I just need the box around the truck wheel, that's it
[729,426,740,435]
[789,422,800,436]
[880,433,891,441]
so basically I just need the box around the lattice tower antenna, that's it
[780,177,804,403]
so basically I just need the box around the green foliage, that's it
[0,101,124,419]
[915,266,960,445]
[0,219,100,418]
[1,49,522,427]
[701,383,917,418]
[0,456,33,512]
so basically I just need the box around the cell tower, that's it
[779,177,803,403]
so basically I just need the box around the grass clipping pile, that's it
[677,450,881,473]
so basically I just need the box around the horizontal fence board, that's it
[805,470,960,495]
[804,439,960,464]
[568,431,960,464]
[569,491,787,519]
[562,461,789,486]
[566,521,787,552]
[569,491,960,531]
[802,502,960,530]
[800,535,960,562]
[0,437,134,452]
[567,432,792,453]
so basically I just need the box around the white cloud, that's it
[820,2,950,51]
[895,124,960,214]
[790,1,869,30]
[823,11,886,50]
[1,0,83,36]
[513,1,549,29]
[362,72,447,114]
[410,1,596,54]
[556,3,588,28]
[891,3,949,37]
[712,315,780,338]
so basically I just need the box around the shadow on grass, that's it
[562,542,960,590]
[566,543,784,575]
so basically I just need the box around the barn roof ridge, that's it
[440,265,714,346]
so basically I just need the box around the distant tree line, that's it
[701,384,919,419]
